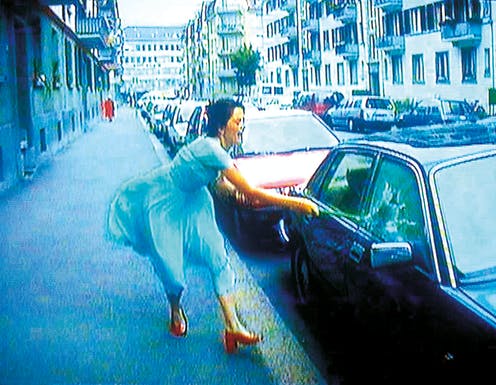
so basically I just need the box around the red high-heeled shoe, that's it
[169,307,188,337]
[223,330,262,354]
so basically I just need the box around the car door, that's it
[302,150,375,295]
[345,154,439,329]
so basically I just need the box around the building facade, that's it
[121,26,184,97]
[259,0,495,108]
[0,0,121,193]
[184,0,264,100]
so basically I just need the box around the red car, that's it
[213,109,340,248]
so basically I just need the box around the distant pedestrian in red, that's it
[105,97,115,122]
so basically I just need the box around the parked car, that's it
[397,98,478,128]
[214,109,340,247]
[323,95,396,131]
[286,122,496,375]
[163,100,205,155]
[183,102,208,146]
[294,91,344,116]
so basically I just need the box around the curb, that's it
[144,115,326,385]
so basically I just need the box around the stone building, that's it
[0,0,122,193]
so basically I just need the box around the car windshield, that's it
[365,98,393,109]
[239,114,338,155]
[434,153,496,282]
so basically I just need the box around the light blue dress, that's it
[108,136,235,297]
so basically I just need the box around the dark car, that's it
[397,98,478,128]
[214,109,340,248]
[286,123,496,375]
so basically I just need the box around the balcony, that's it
[98,47,116,64]
[39,0,85,10]
[333,3,357,24]
[281,25,297,39]
[440,19,482,47]
[218,48,236,57]
[302,18,319,32]
[218,24,244,35]
[303,49,321,66]
[218,68,236,78]
[335,42,359,59]
[76,17,110,49]
[282,53,299,67]
[281,0,296,11]
[372,0,402,13]
[376,35,405,54]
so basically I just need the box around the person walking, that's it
[107,98,319,353]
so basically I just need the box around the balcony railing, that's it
[333,3,357,24]
[281,25,297,39]
[335,42,359,59]
[282,53,299,67]
[98,47,116,64]
[376,35,405,54]
[440,19,482,47]
[302,18,319,32]
[76,17,109,49]
[218,24,244,35]
[303,49,321,66]
[218,68,236,78]
[281,0,296,11]
[372,0,402,13]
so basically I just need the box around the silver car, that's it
[323,95,396,132]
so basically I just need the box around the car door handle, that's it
[349,241,365,263]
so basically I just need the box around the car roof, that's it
[340,121,496,168]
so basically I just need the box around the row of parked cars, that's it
[137,92,496,376]
[320,95,482,132]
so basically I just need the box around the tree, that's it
[230,43,261,99]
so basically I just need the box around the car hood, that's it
[233,149,330,189]
[461,281,496,327]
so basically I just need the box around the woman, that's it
[108,98,318,353]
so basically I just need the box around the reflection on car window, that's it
[363,158,430,271]
[318,153,374,217]
[435,155,496,276]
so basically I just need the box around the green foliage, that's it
[393,98,416,114]
[230,44,261,96]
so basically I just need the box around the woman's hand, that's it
[290,197,319,216]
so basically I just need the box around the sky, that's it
[118,0,205,27]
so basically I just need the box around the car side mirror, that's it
[370,242,412,268]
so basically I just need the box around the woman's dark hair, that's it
[205,98,244,137]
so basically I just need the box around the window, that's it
[337,62,345,85]
[392,55,403,84]
[318,152,375,217]
[461,47,477,82]
[363,157,430,271]
[412,54,425,84]
[484,48,491,78]
[325,64,332,86]
[436,51,450,83]
[349,61,358,85]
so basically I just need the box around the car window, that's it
[353,99,362,108]
[435,154,496,278]
[366,98,393,109]
[318,152,374,217]
[363,158,430,271]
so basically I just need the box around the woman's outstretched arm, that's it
[217,166,319,216]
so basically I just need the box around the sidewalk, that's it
[0,106,326,385]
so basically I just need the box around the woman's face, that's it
[220,107,244,149]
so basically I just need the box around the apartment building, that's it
[259,0,495,109]
[184,0,263,100]
[121,26,184,96]
[0,0,121,193]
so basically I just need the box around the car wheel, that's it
[291,241,313,306]
[347,119,355,132]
